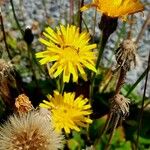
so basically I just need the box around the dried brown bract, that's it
[110,94,130,119]
[115,39,137,71]
[0,59,17,108]
[15,94,33,113]
[0,59,13,80]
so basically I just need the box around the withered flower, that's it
[110,94,130,119]
[115,39,137,71]
[15,94,33,113]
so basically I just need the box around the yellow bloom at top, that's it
[40,91,92,133]
[81,0,144,19]
[36,25,97,83]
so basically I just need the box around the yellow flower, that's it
[36,25,97,83]
[81,0,144,19]
[40,91,92,133]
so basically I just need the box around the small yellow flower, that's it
[40,91,92,133]
[36,25,97,83]
[81,0,144,19]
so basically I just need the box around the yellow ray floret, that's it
[40,91,92,133]
[36,25,97,83]
[81,0,144,19]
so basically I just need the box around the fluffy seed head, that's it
[0,111,64,150]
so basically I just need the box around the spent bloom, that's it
[15,94,33,113]
[0,59,13,80]
[36,24,97,83]
[110,94,130,119]
[115,39,137,71]
[0,111,64,150]
[40,91,92,133]
[81,0,144,19]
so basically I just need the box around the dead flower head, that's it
[15,94,33,113]
[0,59,13,80]
[110,94,130,119]
[115,39,137,71]
[0,111,64,150]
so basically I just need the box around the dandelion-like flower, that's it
[36,25,97,83]
[0,111,64,150]
[40,91,92,133]
[81,0,144,19]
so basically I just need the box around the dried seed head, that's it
[15,94,33,113]
[0,59,17,107]
[0,59,13,80]
[110,94,130,119]
[115,39,137,71]
[0,111,64,150]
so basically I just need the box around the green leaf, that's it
[67,139,79,150]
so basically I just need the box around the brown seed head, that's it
[115,39,137,71]
[0,59,13,80]
[110,94,130,119]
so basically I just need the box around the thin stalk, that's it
[92,9,97,42]
[136,12,150,44]
[82,17,89,32]
[27,44,39,89]
[104,114,120,150]
[90,33,108,99]
[10,0,24,37]
[107,22,126,66]
[59,75,64,94]
[42,0,48,22]
[126,66,150,97]
[94,113,113,148]
[78,0,84,32]
[0,10,12,59]
[96,33,108,69]
[115,68,126,95]
[135,51,150,149]
[69,0,74,24]
[127,15,134,39]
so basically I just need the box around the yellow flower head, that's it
[40,91,92,133]
[36,25,97,83]
[81,0,144,19]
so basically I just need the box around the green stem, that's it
[90,33,108,100]
[135,52,150,149]
[107,22,126,66]
[10,0,24,37]
[27,44,39,88]
[58,74,64,94]
[96,33,108,69]
[0,10,12,59]
[92,9,97,42]
[78,0,84,32]
[126,66,150,97]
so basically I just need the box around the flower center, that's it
[61,47,80,62]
